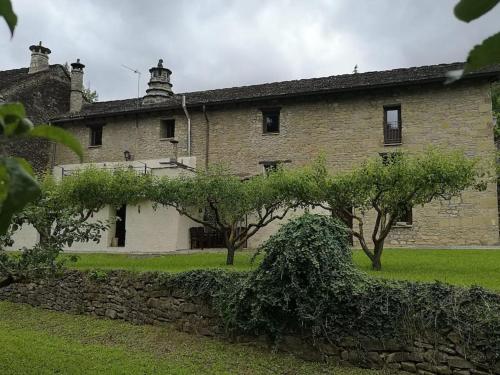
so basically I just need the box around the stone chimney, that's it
[143,59,173,105]
[70,59,85,112]
[28,41,51,74]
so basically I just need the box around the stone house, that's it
[3,43,500,251]
[0,42,71,173]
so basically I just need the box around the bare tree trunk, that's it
[226,243,236,266]
[372,241,384,271]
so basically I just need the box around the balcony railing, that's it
[384,121,402,145]
[60,164,152,178]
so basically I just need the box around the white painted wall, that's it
[7,223,38,250]
[8,156,325,253]
[8,157,199,253]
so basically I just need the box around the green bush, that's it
[219,213,364,338]
[215,214,500,364]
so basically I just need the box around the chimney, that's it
[143,59,173,105]
[70,59,85,112]
[28,41,51,74]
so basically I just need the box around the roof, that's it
[52,62,500,122]
[0,65,70,95]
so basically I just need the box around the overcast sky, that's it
[1,0,499,101]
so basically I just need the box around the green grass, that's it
[0,301,382,375]
[69,249,500,291]
[354,249,500,291]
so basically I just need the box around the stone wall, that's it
[53,78,499,247]
[3,65,71,173]
[0,270,498,374]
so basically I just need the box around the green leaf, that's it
[0,103,25,118]
[0,158,41,234]
[14,157,35,177]
[29,125,83,161]
[5,117,33,136]
[454,0,500,22]
[0,164,8,204]
[0,0,17,36]
[0,103,27,136]
[464,32,500,72]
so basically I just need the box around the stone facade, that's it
[54,78,499,248]
[54,111,189,165]
[0,270,498,374]
[0,44,71,173]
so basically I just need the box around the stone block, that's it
[418,362,439,372]
[448,358,474,369]
[105,309,117,319]
[402,362,417,373]
[418,370,436,375]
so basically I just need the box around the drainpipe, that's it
[203,104,209,170]
[182,95,191,156]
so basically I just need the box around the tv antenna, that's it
[121,64,141,106]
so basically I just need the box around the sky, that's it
[1,0,499,101]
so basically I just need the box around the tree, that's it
[0,104,83,234]
[82,87,98,103]
[0,168,150,288]
[150,166,299,265]
[0,3,83,235]
[0,176,108,287]
[301,150,483,270]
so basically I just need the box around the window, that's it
[263,162,278,175]
[395,205,413,226]
[89,125,102,146]
[160,119,175,139]
[262,109,280,133]
[259,159,291,175]
[383,105,402,145]
[379,152,402,165]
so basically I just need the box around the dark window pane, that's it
[161,119,175,138]
[395,205,413,225]
[263,163,278,174]
[262,110,280,133]
[90,125,102,146]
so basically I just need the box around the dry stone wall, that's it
[0,270,498,374]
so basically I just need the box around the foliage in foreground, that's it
[0,103,83,235]
[0,168,150,288]
[214,214,500,365]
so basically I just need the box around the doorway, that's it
[115,205,127,247]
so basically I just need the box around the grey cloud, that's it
[1,0,499,101]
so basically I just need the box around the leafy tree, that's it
[150,166,299,265]
[299,150,483,270]
[0,104,83,234]
[0,168,150,288]
[82,87,98,103]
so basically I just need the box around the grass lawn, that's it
[0,301,383,375]
[69,249,500,291]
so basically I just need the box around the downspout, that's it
[182,95,191,156]
[203,104,209,169]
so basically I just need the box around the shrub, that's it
[220,213,364,338]
[217,214,500,365]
